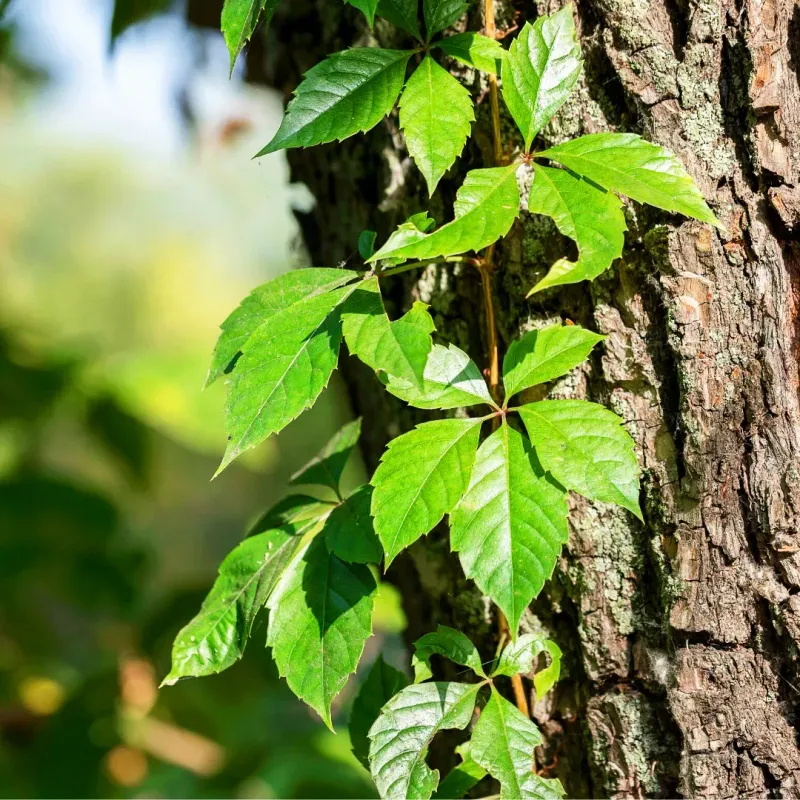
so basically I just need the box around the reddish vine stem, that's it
[479,0,531,721]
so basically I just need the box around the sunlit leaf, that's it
[519,399,642,518]
[450,422,568,632]
[221,0,279,72]
[350,656,409,769]
[370,165,520,262]
[501,6,582,151]
[207,268,356,387]
[257,48,414,155]
[526,164,626,293]
[369,681,482,799]
[502,323,604,401]
[436,32,505,74]
[538,132,723,228]
[400,56,474,195]
[290,417,362,493]
[247,494,335,537]
[371,418,482,565]
[492,633,562,698]
[412,625,486,683]
[423,0,467,39]
[267,536,376,729]
[323,484,383,564]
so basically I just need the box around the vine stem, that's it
[480,0,531,721]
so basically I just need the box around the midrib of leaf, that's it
[494,690,524,798]
[222,284,356,471]
[230,0,262,57]
[500,422,516,622]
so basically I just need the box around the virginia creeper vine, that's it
[161,1,722,797]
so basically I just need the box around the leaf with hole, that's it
[371,417,482,565]
[519,399,642,518]
[491,633,562,698]
[218,284,356,473]
[412,625,486,683]
[501,6,582,151]
[257,48,414,155]
[502,323,604,401]
[291,417,362,493]
[207,268,357,387]
[323,484,383,564]
[450,423,568,632]
[436,32,504,74]
[370,165,520,262]
[350,656,410,769]
[267,535,376,729]
[538,132,723,228]
[368,681,482,799]
[387,343,496,410]
[400,55,474,195]
[526,164,626,293]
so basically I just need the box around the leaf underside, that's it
[221,0,279,73]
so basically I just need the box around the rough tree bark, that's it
[240,0,800,795]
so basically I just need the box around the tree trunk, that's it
[248,0,800,795]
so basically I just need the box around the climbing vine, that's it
[162,0,720,797]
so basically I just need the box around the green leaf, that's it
[342,277,434,388]
[471,687,565,800]
[501,7,582,151]
[162,526,309,685]
[219,284,355,473]
[436,32,505,74]
[432,743,487,800]
[267,535,376,729]
[369,165,520,262]
[359,230,378,260]
[399,56,474,196]
[207,268,356,387]
[371,418,482,565]
[518,399,642,518]
[376,0,422,40]
[450,422,568,632]
[345,0,380,26]
[525,164,626,293]
[492,633,562,698]
[324,484,383,564]
[350,656,410,769]
[290,417,362,493]
[538,132,723,228]
[387,343,496,410]
[412,625,486,683]
[502,323,604,401]
[368,681,482,799]
[423,0,467,39]
[221,0,279,72]
[247,494,334,537]
[257,48,414,155]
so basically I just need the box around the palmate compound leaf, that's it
[449,422,569,633]
[221,0,279,73]
[290,417,362,493]
[399,55,474,196]
[207,268,357,387]
[344,0,380,26]
[267,535,377,729]
[369,681,482,799]
[423,0,467,39]
[323,484,383,564]
[471,687,565,800]
[412,624,486,683]
[492,633,562,698]
[342,277,433,390]
[350,656,410,769]
[218,284,358,473]
[435,32,505,75]
[432,743,487,800]
[538,132,723,228]
[162,522,319,685]
[376,0,423,40]
[526,164,626,294]
[369,164,520,263]
[387,343,496,410]
[370,418,482,565]
[501,6,582,152]
[519,399,642,519]
[257,48,414,155]
[502,323,604,402]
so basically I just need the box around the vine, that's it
[162,1,721,798]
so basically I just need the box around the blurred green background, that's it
[0,2,406,796]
